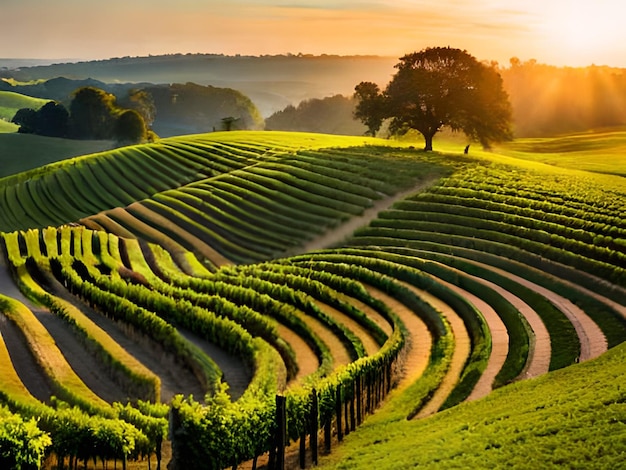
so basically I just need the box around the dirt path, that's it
[291,177,440,255]
[302,312,352,369]
[313,300,380,357]
[0,313,53,402]
[441,279,510,403]
[279,324,319,385]
[0,253,211,404]
[179,329,250,401]
[335,293,394,338]
[472,275,551,380]
[30,306,129,403]
[433,260,551,380]
[406,285,471,419]
[365,286,432,395]
[478,262,608,362]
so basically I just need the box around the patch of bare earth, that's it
[290,177,441,255]
[279,324,319,386]
[443,279,509,403]
[403,285,471,419]
[313,300,380,357]
[365,286,432,398]
[479,262,608,361]
[0,313,53,402]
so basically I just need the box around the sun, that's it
[538,3,625,63]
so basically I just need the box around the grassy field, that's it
[0,90,50,123]
[0,119,18,133]
[0,129,623,469]
[318,341,626,469]
[0,133,113,178]
[495,127,626,176]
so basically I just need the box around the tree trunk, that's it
[423,132,434,151]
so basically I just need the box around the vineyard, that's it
[0,130,624,469]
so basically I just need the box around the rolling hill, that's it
[0,130,623,469]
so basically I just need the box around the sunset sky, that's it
[3,0,626,67]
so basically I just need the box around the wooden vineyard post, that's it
[356,375,362,426]
[366,370,372,414]
[336,386,343,442]
[350,381,356,432]
[310,389,319,465]
[299,432,306,469]
[276,395,287,470]
[344,395,350,436]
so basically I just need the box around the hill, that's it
[0,54,397,117]
[0,77,264,137]
[5,54,626,137]
[0,133,113,178]
[0,90,50,132]
[318,340,626,469]
[0,130,623,469]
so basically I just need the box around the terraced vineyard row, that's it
[0,131,624,469]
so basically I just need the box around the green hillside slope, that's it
[0,130,623,469]
[319,341,626,469]
[0,90,49,122]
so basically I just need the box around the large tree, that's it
[354,47,513,150]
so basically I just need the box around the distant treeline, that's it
[265,95,367,135]
[0,78,264,138]
[3,54,626,138]
[501,59,626,136]
[266,59,626,138]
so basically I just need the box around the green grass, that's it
[496,128,626,176]
[318,341,626,470]
[1,129,625,468]
[0,91,49,122]
[0,119,18,133]
[0,133,113,178]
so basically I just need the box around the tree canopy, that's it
[12,101,69,137]
[354,47,513,150]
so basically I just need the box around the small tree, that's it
[353,82,386,136]
[354,47,513,150]
[11,108,38,134]
[37,101,69,137]
[11,102,69,137]
[114,109,148,145]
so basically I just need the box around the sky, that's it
[3,0,626,67]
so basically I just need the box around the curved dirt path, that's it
[41,268,210,403]
[279,323,319,385]
[472,274,551,380]
[365,286,432,395]
[335,292,394,338]
[313,300,381,357]
[302,312,352,369]
[405,285,471,419]
[179,329,250,401]
[0,253,210,404]
[474,261,608,361]
[291,177,441,255]
[435,260,552,380]
[30,306,129,403]
[441,279,510,403]
[0,313,53,402]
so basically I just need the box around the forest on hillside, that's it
[3,54,626,137]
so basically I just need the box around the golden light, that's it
[538,3,625,61]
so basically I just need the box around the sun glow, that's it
[539,3,626,62]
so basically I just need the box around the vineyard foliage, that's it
[0,130,624,468]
